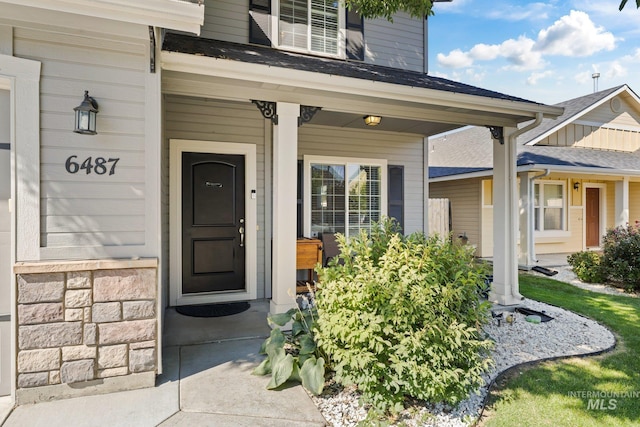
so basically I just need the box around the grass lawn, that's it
[481,274,640,427]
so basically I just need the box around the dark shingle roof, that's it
[163,33,543,105]
[428,121,640,179]
[516,85,626,144]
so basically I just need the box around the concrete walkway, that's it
[1,301,326,427]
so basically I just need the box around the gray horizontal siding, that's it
[13,27,149,250]
[200,0,249,44]
[364,12,425,72]
[163,96,267,298]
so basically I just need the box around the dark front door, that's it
[182,152,245,294]
[586,187,600,247]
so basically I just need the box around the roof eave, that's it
[161,50,563,123]
[0,0,205,34]
[525,85,631,146]
[431,163,640,182]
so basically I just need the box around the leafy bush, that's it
[567,251,605,283]
[314,218,494,414]
[253,301,326,395]
[601,222,640,291]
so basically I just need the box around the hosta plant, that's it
[253,301,326,395]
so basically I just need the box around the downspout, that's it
[528,168,550,265]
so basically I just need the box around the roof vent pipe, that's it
[592,72,600,93]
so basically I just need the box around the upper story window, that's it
[279,0,341,56]
[534,181,566,232]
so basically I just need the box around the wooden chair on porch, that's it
[295,233,342,293]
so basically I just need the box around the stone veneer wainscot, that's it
[13,259,158,404]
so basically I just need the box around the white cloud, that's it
[526,70,554,85]
[437,49,474,68]
[432,0,473,14]
[605,61,628,79]
[437,35,544,70]
[464,68,486,82]
[622,48,640,62]
[469,44,500,61]
[500,36,545,70]
[574,69,594,84]
[487,2,550,21]
[535,10,616,57]
[436,10,615,71]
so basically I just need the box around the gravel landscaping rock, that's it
[312,269,617,426]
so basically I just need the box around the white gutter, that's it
[518,164,640,177]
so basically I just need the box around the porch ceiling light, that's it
[363,115,381,126]
[74,90,99,135]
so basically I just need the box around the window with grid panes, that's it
[279,0,339,55]
[307,158,386,238]
[534,181,565,231]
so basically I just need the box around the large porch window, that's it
[534,181,566,232]
[303,156,387,238]
[279,0,341,55]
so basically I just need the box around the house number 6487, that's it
[65,155,120,176]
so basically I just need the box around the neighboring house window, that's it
[534,181,566,231]
[279,0,340,55]
[304,156,387,238]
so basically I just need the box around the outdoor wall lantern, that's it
[573,181,580,191]
[74,90,99,135]
[363,115,382,126]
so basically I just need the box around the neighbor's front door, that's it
[181,152,246,295]
[586,187,600,248]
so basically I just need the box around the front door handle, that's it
[239,218,245,247]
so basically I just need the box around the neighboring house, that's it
[0,0,561,405]
[429,85,640,267]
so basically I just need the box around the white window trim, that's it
[272,0,346,59]
[533,179,568,237]
[0,54,41,262]
[303,155,387,238]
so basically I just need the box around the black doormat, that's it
[531,266,558,276]
[175,301,250,318]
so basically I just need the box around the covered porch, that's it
[160,34,563,312]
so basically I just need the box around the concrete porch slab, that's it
[178,338,326,425]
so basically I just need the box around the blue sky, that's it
[427,0,640,105]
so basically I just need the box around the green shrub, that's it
[566,251,605,283]
[601,222,640,291]
[314,218,494,414]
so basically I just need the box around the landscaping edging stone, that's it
[312,297,616,427]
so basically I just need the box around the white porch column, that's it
[615,177,630,227]
[518,171,533,267]
[490,127,523,305]
[270,102,300,315]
